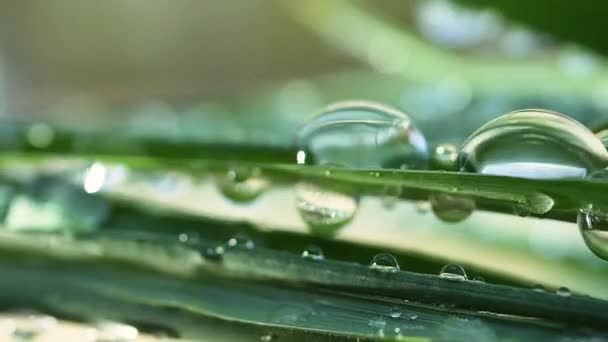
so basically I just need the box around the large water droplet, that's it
[369,253,400,272]
[432,143,459,170]
[430,193,475,223]
[217,167,269,203]
[301,245,324,260]
[294,183,357,237]
[297,100,429,169]
[577,205,608,260]
[513,192,555,216]
[439,264,468,280]
[460,109,607,179]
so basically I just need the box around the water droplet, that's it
[472,276,485,283]
[532,284,545,292]
[217,167,269,203]
[260,333,276,341]
[178,233,189,243]
[460,109,608,179]
[513,192,555,216]
[577,205,608,260]
[301,245,324,260]
[297,100,429,169]
[203,246,224,261]
[439,264,468,280]
[294,183,358,237]
[381,186,402,209]
[95,321,138,341]
[227,234,254,249]
[430,193,475,223]
[432,143,459,170]
[26,122,55,148]
[370,253,400,272]
[556,287,571,297]
[389,307,402,318]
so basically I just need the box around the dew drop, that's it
[301,245,324,260]
[217,167,269,203]
[260,333,276,341]
[460,109,608,179]
[439,264,468,280]
[294,183,358,237]
[513,192,555,216]
[381,185,402,209]
[389,307,402,318]
[430,193,475,223]
[556,287,571,297]
[26,122,55,148]
[370,253,400,272]
[178,233,189,243]
[95,321,138,341]
[577,205,608,260]
[203,246,224,262]
[297,100,429,169]
[227,234,255,249]
[532,284,545,292]
[472,276,485,283]
[432,143,459,170]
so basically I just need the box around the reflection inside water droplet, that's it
[294,183,357,237]
[370,253,400,272]
[217,167,269,203]
[439,264,467,280]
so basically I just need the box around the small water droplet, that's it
[439,264,468,280]
[472,276,485,283]
[217,167,269,203]
[294,183,358,237]
[381,186,402,209]
[430,193,475,223]
[460,109,608,179]
[260,333,276,341]
[204,246,224,261]
[389,307,402,318]
[26,122,55,148]
[370,253,400,272]
[297,100,429,169]
[532,284,545,292]
[577,204,608,260]
[95,321,138,341]
[178,233,189,243]
[556,287,571,297]
[301,245,324,260]
[227,234,255,249]
[432,143,459,170]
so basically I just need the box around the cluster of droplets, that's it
[293,101,608,260]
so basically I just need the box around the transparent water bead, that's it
[217,167,269,203]
[369,253,400,272]
[301,245,324,260]
[294,183,358,237]
[577,204,608,260]
[227,234,255,249]
[460,109,608,179]
[297,100,429,169]
[431,143,459,170]
[430,193,475,223]
[439,264,468,280]
[556,287,571,297]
